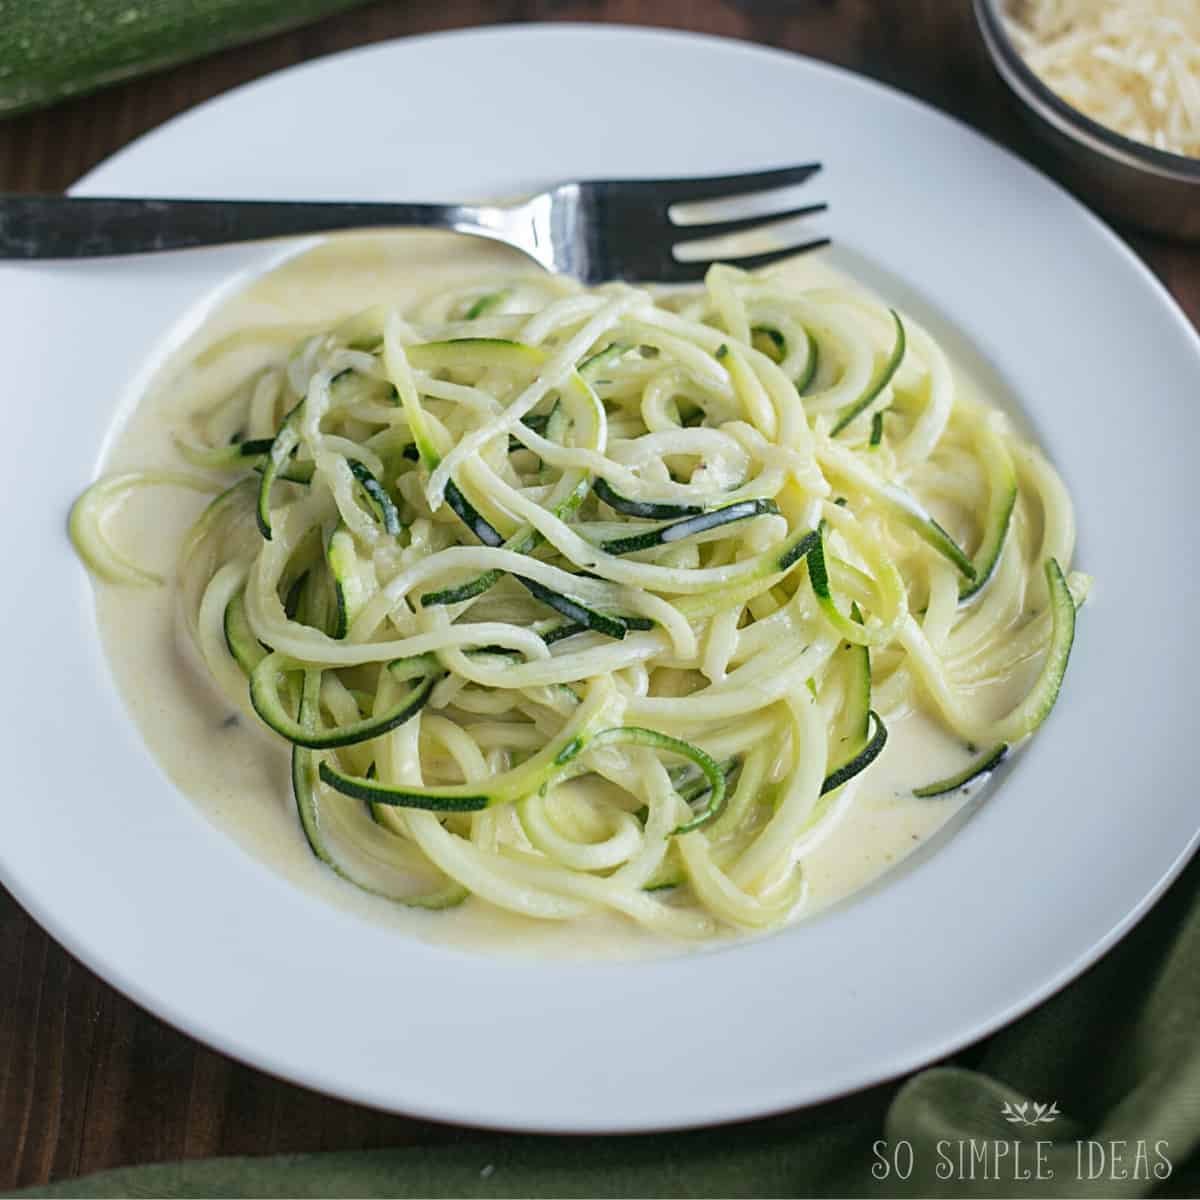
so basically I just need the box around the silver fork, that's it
[0,164,827,281]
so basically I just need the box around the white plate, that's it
[2,25,1197,1133]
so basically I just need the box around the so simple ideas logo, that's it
[871,1101,1172,1185]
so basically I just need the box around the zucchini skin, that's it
[795,329,820,395]
[293,671,468,910]
[420,568,504,610]
[820,710,888,795]
[540,614,654,646]
[806,529,888,645]
[959,433,1018,603]
[914,744,1009,798]
[223,590,267,674]
[319,761,490,813]
[515,576,628,640]
[776,528,821,572]
[440,478,642,640]
[292,671,329,862]
[588,726,729,836]
[347,459,402,535]
[0,1,371,117]
[443,481,504,548]
[250,653,439,750]
[875,484,977,581]
[319,722,729,835]
[830,310,906,437]
[920,515,977,581]
[597,498,780,557]
[593,477,703,520]
[824,602,871,779]
[1002,557,1076,739]
[869,411,884,448]
[326,524,370,639]
[464,292,507,320]
[256,403,304,540]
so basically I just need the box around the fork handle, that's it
[0,195,511,259]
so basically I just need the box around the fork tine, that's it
[644,259,717,284]
[670,202,827,240]
[611,162,822,203]
[655,238,832,283]
[697,239,833,272]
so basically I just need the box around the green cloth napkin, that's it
[8,853,1199,1199]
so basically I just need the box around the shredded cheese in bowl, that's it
[1005,0,1200,158]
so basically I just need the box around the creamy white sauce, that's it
[92,234,981,960]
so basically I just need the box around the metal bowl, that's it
[974,0,1200,240]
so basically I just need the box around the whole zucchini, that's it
[0,0,372,118]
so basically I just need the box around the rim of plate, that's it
[1,23,1198,1133]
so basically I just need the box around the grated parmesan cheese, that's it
[1005,0,1200,157]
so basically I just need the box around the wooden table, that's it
[2,2,1197,1188]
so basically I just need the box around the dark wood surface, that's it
[2,1,1197,1189]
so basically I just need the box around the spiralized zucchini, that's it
[72,262,1088,938]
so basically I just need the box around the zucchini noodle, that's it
[71,261,1088,938]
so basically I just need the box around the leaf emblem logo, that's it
[1002,1099,1061,1126]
